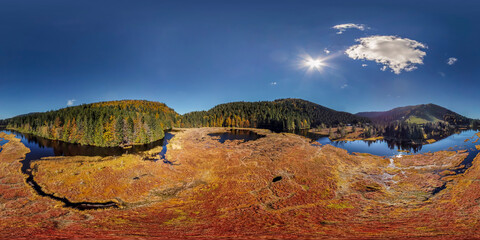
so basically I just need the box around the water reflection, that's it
[1,129,168,162]
[297,129,480,157]
[0,138,7,153]
[208,129,265,143]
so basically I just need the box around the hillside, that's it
[6,100,179,147]
[181,98,370,131]
[356,103,471,125]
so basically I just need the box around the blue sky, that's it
[1,0,479,119]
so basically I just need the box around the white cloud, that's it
[345,35,427,74]
[332,23,367,34]
[340,84,348,89]
[67,99,76,106]
[324,48,330,54]
[270,82,277,86]
[439,72,446,77]
[361,64,368,67]
[447,57,457,65]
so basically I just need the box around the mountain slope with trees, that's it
[180,98,370,131]
[356,103,472,125]
[357,104,476,142]
[6,100,179,147]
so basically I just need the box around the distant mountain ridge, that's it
[356,103,471,125]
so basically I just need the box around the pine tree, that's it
[94,116,105,146]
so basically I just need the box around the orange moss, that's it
[1,129,480,239]
[0,132,87,238]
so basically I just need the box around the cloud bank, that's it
[447,57,457,65]
[332,23,367,34]
[345,35,427,74]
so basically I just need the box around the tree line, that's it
[4,99,478,147]
[6,100,178,147]
[365,121,462,142]
[180,99,370,131]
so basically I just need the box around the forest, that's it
[316,119,478,143]
[181,98,370,131]
[4,99,479,147]
[6,100,179,147]
[356,103,472,125]
[378,121,455,141]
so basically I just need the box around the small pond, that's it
[208,129,265,143]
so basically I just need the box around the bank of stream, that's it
[2,127,479,209]
[1,129,172,210]
[302,129,480,196]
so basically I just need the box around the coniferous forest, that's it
[181,98,370,131]
[6,100,178,147]
[4,98,478,147]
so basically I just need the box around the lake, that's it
[310,129,480,157]
[3,128,478,162]
[306,129,480,175]
[1,129,169,160]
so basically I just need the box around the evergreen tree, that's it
[5,100,178,147]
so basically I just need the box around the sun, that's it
[299,54,330,73]
[305,58,324,70]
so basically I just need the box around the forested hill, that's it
[6,100,179,147]
[356,103,471,125]
[180,98,370,131]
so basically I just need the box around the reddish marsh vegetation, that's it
[1,129,480,239]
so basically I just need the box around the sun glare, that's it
[305,58,324,69]
[299,54,330,73]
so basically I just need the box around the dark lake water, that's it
[7,127,476,163]
[291,129,480,181]
[158,132,175,164]
[0,138,7,153]
[309,130,480,157]
[1,130,169,163]
[208,129,265,143]
[303,129,480,176]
